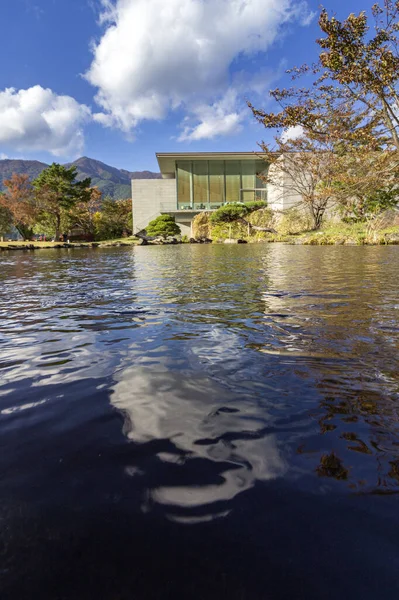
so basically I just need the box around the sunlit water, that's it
[1,244,399,599]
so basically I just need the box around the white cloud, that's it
[0,153,8,160]
[86,0,313,138]
[179,68,281,141]
[179,89,245,141]
[281,125,305,142]
[0,86,91,157]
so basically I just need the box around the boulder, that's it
[224,239,247,244]
[190,237,212,243]
[385,233,399,244]
[164,236,179,244]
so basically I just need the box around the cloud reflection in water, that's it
[111,364,286,523]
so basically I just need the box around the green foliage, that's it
[210,220,249,240]
[362,188,399,218]
[278,208,313,235]
[146,214,181,237]
[210,204,246,223]
[34,163,91,208]
[247,207,274,228]
[339,186,399,223]
[34,163,92,238]
[243,201,268,213]
[94,198,132,240]
[0,201,13,236]
[210,202,267,224]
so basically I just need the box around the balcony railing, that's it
[160,190,267,214]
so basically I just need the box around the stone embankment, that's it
[189,237,212,244]
[137,236,182,246]
[0,241,135,251]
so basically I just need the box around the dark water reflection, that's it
[1,245,399,599]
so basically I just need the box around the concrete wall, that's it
[267,156,303,211]
[132,179,176,233]
[174,219,192,237]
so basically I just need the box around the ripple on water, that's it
[0,245,399,598]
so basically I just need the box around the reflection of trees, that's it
[259,246,399,493]
[317,452,349,480]
[124,245,399,494]
[132,244,271,326]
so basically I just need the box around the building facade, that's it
[132,152,299,236]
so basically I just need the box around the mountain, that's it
[0,156,161,199]
[0,159,49,185]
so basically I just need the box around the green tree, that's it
[0,200,13,238]
[210,202,276,233]
[33,164,91,240]
[68,187,102,240]
[210,202,267,224]
[146,215,181,237]
[94,198,132,240]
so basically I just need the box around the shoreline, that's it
[0,239,140,251]
[1,238,399,251]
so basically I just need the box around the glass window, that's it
[255,160,267,189]
[241,160,256,202]
[225,161,241,203]
[209,160,224,208]
[177,162,192,208]
[192,161,208,208]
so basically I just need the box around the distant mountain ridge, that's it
[0,156,161,199]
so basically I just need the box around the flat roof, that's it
[156,152,267,174]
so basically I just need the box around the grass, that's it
[193,207,399,245]
[255,221,399,245]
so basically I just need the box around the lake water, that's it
[1,244,399,599]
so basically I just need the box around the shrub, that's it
[243,201,268,212]
[211,220,249,241]
[278,207,313,235]
[146,214,181,237]
[210,203,246,224]
[94,198,132,240]
[247,207,274,228]
[210,201,268,224]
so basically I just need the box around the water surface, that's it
[1,244,399,599]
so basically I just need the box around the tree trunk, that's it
[312,208,325,230]
[381,99,399,151]
[55,213,61,241]
[16,223,33,241]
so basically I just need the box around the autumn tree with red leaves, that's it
[0,174,38,240]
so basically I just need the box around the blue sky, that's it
[0,0,371,172]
